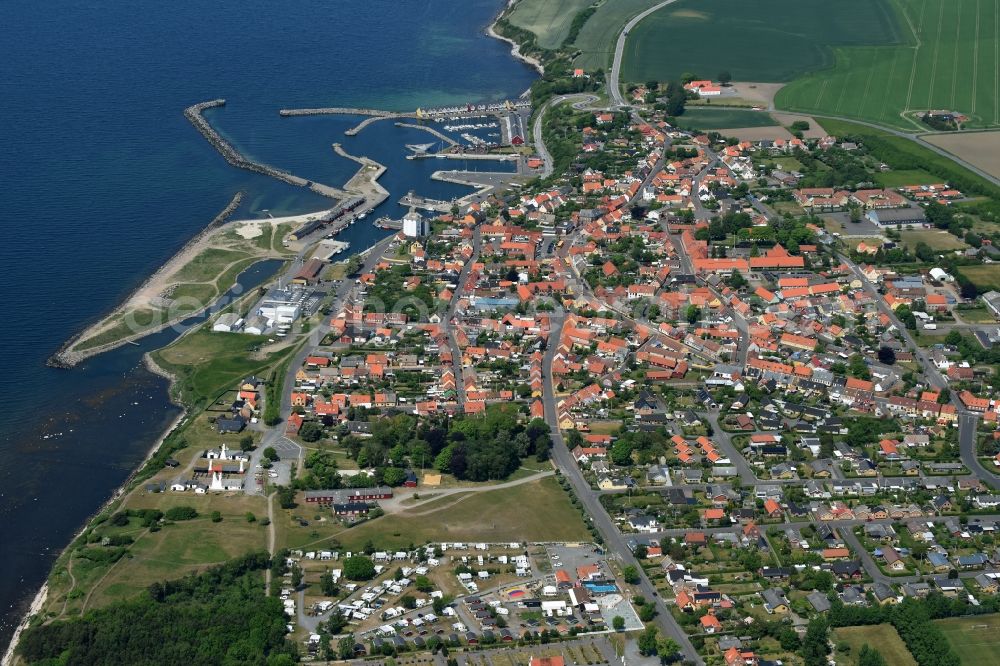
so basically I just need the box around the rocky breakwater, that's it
[185,100,345,198]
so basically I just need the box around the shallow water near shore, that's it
[0,0,534,649]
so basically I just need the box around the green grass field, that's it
[832,624,916,666]
[675,108,778,130]
[958,264,1000,291]
[621,0,900,83]
[507,0,594,50]
[877,168,944,188]
[281,477,590,552]
[778,0,1000,130]
[935,615,1000,665]
[573,0,663,71]
[900,229,969,251]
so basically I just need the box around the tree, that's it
[291,564,303,589]
[343,555,376,581]
[239,435,254,451]
[613,616,626,631]
[621,565,640,584]
[415,575,433,592]
[858,644,887,666]
[657,636,680,661]
[634,544,648,560]
[263,446,279,462]
[165,506,198,521]
[717,70,732,85]
[210,510,222,523]
[637,626,659,656]
[401,594,417,609]
[790,120,810,132]
[338,634,355,660]
[298,421,323,442]
[245,512,256,523]
[685,304,701,324]
[877,346,896,365]
[945,329,963,346]
[321,569,339,596]
[382,467,408,486]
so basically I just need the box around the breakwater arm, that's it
[184,100,348,199]
[394,122,458,146]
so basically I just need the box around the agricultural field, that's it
[832,624,916,666]
[899,229,969,251]
[620,0,900,84]
[817,118,1000,200]
[935,615,1000,665]
[925,131,1000,180]
[674,108,778,131]
[506,0,593,50]
[958,264,1000,292]
[778,0,1000,130]
[573,0,664,71]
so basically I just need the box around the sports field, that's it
[935,615,1000,665]
[832,624,916,666]
[778,0,1000,130]
[506,0,594,50]
[620,0,900,84]
[674,108,778,130]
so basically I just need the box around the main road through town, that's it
[541,310,703,665]
[607,0,683,108]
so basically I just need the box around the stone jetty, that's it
[184,100,347,199]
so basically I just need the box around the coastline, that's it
[7,1,543,660]
[1,368,187,666]
[486,0,545,75]
[48,191,247,368]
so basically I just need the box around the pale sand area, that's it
[924,131,1000,180]
[716,126,795,142]
[770,113,828,138]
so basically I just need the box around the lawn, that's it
[877,169,945,188]
[506,0,594,50]
[899,229,969,251]
[674,108,778,131]
[620,0,900,84]
[778,0,1000,130]
[959,264,1000,291]
[282,477,590,552]
[935,614,1000,665]
[833,624,916,665]
[152,328,296,405]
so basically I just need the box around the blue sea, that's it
[0,0,535,649]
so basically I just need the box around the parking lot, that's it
[245,436,300,494]
[545,543,606,580]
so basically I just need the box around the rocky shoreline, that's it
[486,0,545,75]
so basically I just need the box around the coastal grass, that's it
[621,0,900,84]
[934,614,1000,664]
[958,264,1000,291]
[777,0,1000,130]
[832,624,916,666]
[151,328,294,406]
[171,248,251,283]
[674,108,778,131]
[507,0,594,50]
[899,229,968,251]
[74,309,163,352]
[277,477,589,552]
[82,496,268,610]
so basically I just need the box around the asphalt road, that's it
[541,312,703,665]
[607,0,682,108]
